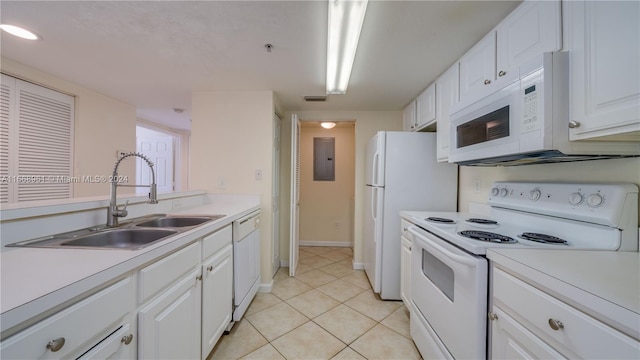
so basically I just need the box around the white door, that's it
[201,245,233,359]
[272,114,281,277]
[289,114,300,277]
[136,132,174,193]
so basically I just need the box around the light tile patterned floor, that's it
[208,246,421,360]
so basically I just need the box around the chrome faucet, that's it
[107,152,158,227]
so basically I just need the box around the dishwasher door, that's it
[232,211,261,321]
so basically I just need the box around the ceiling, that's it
[0,1,520,130]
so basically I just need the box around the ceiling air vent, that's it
[304,96,327,102]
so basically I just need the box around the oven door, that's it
[409,225,488,359]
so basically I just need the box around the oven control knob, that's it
[568,192,584,206]
[499,188,508,197]
[587,193,604,208]
[528,189,541,201]
[491,187,500,196]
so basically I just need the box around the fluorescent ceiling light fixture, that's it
[326,0,368,94]
[321,122,337,129]
[0,24,39,40]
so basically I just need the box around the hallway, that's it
[208,246,420,359]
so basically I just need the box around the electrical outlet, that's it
[474,179,481,194]
[218,176,227,190]
[255,169,263,181]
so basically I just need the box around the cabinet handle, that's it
[207,265,213,272]
[196,274,203,281]
[568,121,581,129]
[498,70,507,77]
[548,318,564,331]
[488,312,498,321]
[121,334,134,345]
[46,337,65,352]
[484,79,491,85]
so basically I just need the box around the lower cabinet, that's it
[490,266,640,359]
[201,227,233,359]
[0,277,136,360]
[400,219,412,309]
[138,268,202,360]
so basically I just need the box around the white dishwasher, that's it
[232,210,261,321]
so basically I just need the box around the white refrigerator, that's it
[364,131,458,300]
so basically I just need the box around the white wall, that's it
[459,157,640,221]
[299,124,355,245]
[281,111,402,267]
[190,91,275,284]
[1,58,137,198]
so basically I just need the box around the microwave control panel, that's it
[522,84,538,132]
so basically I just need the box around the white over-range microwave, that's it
[449,52,640,166]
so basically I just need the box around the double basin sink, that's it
[7,214,225,250]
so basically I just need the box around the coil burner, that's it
[426,217,456,224]
[465,218,498,225]
[518,232,568,245]
[458,230,517,243]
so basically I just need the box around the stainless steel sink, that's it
[6,213,225,250]
[60,229,177,249]
[134,215,224,228]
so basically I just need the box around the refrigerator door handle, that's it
[372,152,380,185]
[371,187,377,222]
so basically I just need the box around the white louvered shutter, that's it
[0,74,14,203]
[0,74,74,203]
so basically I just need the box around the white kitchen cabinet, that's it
[0,277,135,360]
[400,223,412,309]
[490,267,640,359]
[566,0,640,141]
[201,225,233,359]
[459,0,561,105]
[402,100,417,131]
[137,242,202,360]
[138,268,202,360]
[435,63,459,162]
[415,83,436,130]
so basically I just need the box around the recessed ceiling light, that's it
[0,24,40,40]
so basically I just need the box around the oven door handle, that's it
[409,227,477,268]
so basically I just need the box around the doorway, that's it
[289,120,355,275]
[136,126,175,193]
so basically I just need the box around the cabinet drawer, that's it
[493,268,639,358]
[401,219,412,239]
[138,242,200,304]
[202,225,232,259]
[0,278,133,359]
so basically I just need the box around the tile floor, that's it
[208,246,421,360]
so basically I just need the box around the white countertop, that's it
[487,248,640,340]
[1,194,260,335]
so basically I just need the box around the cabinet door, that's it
[400,236,412,308]
[201,244,233,359]
[402,100,417,131]
[496,0,561,75]
[435,63,459,162]
[459,31,497,104]
[415,83,436,129]
[568,0,640,140]
[490,307,566,360]
[138,268,201,360]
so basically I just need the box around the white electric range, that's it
[402,182,639,359]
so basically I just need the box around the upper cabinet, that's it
[459,0,561,105]
[402,100,417,131]
[566,0,640,141]
[415,83,437,130]
[435,63,459,162]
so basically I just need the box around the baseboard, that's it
[259,279,273,293]
[352,261,365,270]
[299,240,352,247]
